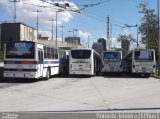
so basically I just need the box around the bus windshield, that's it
[103,52,121,60]
[134,50,154,60]
[71,50,91,59]
[6,42,35,59]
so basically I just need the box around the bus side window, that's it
[44,46,47,59]
[38,50,43,62]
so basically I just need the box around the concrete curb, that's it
[151,74,160,79]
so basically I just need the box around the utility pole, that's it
[146,10,149,49]
[109,23,112,49]
[107,16,110,50]
[157,0,160,75]
[88,36,90,48]
[60,25,65,44]
[73,29,78,47]
[9,0,20,23]
[158,0,160,53]
[34,9,42,40]
[56,10,63,48]
[49,19,55,41]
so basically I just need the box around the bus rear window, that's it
[134,51,154,60]
[6,42,35,59]
[103,52,121,60]
[71,50,91,59]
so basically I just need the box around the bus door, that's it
[38,49,44,77]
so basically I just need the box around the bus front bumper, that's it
[3,71,38,79]
[102,67,122,72]
[132,68,156,74]
[69,70,94,75]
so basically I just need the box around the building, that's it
[92,42,103,55]
[98,38,106,51]
[1,23,37,44]
[65,37,80,45]
[38,34,50,41]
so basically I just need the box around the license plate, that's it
[142,68,146,72]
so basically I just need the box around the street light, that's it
[33,9,42,40]
[55,9,64,48]
[9,0,20,23]
[49,19,55,41]
[72,29,78,47]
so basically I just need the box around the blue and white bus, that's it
[3,41,67,79]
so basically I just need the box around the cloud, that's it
[78,30,91,39]
[0,0,87,41]
[0,0,77,30]
[111,37,121,48]
[0,0,8,5]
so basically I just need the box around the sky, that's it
[0,0,158,49]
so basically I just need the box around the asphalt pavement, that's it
[0,73,160,113]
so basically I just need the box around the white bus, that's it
[122,48,156,77]
[69,48,102,76]
[3,41,67,79]
[102,50,122,73]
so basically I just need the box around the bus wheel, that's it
[45,68,50,80]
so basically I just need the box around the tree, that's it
[137,2,158,51]
[117,34,136,50]
[117,34,136,56]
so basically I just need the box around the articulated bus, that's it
[122,48,156,77]
[69,48,102,76]
[101,50,122,74]
[3,41,68,79]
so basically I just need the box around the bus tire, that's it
[45,68,50,80]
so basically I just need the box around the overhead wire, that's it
[74,13,92,34]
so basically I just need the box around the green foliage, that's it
[116,48,128,57]
[117,34,136,51]
[138,2,158,51]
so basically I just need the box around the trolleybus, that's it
[102,50,122,73]
[69,48,102,76]
[3,41,67,79]
[122,48,156,77]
